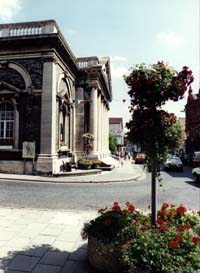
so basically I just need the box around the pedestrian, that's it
[119,151,124,167]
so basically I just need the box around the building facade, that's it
[0,20,112,174]
[109,117,124,145]
[185,90,200,154]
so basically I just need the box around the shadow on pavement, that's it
[0,244,96,273]
[185,181,200,188]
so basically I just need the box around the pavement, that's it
[0,159,145,184]
[0,160,145,273]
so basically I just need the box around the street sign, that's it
[22,141,35,159]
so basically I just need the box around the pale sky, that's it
[0,0,199,125]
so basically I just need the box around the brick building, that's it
[185,90,200,154]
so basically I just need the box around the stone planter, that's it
[87,236,148,273]
[87,236,123,273]
[91,164,100,169]
[78,164,91,170]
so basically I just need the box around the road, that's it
[0,167,199,211]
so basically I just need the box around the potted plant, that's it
[78,159,93,170]
[82,202,149,273]
[91,159,101,169]
[82,202,200,273]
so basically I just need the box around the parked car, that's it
[135,153,145,164]
[192,167,200,183]
[192,151,200,167]
[164,156,183,172]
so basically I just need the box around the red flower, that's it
[175,234,183,242]
[197,210,200,216]
[161,203,169,211]
[192,236,200,244]
[140,226,149,232]
[157,218,164,225]
[132,220,139,226]
[184,224,191,229]
[177,226,185,232]
[158,210,166,217]
[125,201,130,206]
[128,204,135,212]
[160,225,168,232]
[123,209,129,215]
[98,208,106,214]
[168,240,179,248]
[112,205,121,211]
[104,219,111,225]
[176,205,187,215]
[113,202,119,206]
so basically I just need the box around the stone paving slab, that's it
[0,207,97,273]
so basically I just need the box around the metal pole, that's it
[151,168,157,226]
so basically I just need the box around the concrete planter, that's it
[87,236,148,273]
[87,236,123,273]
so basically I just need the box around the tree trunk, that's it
[151,167,157,226]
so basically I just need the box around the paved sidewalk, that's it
[0,160,145,184]
[0,207,97,273]
[0,161,145,272]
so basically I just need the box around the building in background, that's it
[0,20,112,175]
[109,117,124,146]
[185,88,200,154]
[178,117,186,152]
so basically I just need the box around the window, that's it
[0,102,14,140]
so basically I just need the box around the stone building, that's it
[0,20,112,174]
[109,117,124,145]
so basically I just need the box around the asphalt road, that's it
[0,167,199,211]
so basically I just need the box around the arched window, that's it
[0,102,14,141]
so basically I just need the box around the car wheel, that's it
[194,173,200,183]
[195,174,200,183]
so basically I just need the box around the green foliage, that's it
[109,133,117,152]
[78,159,93,165]
[124,62,193,174]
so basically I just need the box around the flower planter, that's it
[91,164,100,169]
[87,236,146,273]
[87,236,123,273]
[79,164,91,170]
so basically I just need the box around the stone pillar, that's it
[97,94,101,153]
[37,58,58,174]
[90,88,98,154]
[75,87,85,158]
[101,99,104,154]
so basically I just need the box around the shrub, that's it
[78,159,93,165]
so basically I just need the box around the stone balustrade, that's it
[0,20,58,38]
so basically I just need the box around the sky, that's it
[0,0,199,126]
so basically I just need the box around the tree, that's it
[109,133,117,152]
[125,62,193,225]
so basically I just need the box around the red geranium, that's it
[168,240,179,248]
[175,234,183,242]
[104,219,111,225]
[192,236,200,244]
[176,205,187,215]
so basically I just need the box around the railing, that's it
[77,59,99,69]
[0,20,58,38]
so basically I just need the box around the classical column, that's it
[97,94,101,153]
[75,87,85,158]
[90,88,98,154]
[101,98,104,154]
[37,58,57,174]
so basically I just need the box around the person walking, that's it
[119,151,124,167]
